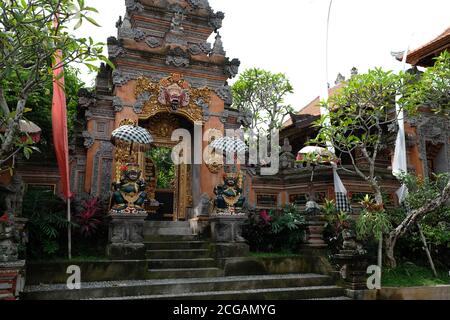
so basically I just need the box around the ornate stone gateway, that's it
[71,0,244,227]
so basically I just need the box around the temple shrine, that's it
[72,0,244,223]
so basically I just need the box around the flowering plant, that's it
[0,213,11,226]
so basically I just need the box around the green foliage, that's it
[270,203,306,234]
[243,204,306,253]
[232,68,294,133]
[405,50,450,116]
[3,67,84,161]
[313,68,408,167]
[382,261,449,287]
[0,0,109,171]
[399,172,450,211]
[388,173,450,266]
[147,147,175,189]
[22,189,71,257]
[322,199,354,253]
[356,195,392,241]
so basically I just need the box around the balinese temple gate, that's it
[72,0,245,224]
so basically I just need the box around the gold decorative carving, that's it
[119,119,137,126]
[147,114,180,139]
[135,73,210,123]
[205,136,223,174]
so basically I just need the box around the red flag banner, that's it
[52,21,72,199]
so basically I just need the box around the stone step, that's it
[306,296,352,300]
[144,228,193,236]
[144,235,198,242]
[146,249,211,259]
[146,268,224,280]
[148,258,217,269]
[95,286,346,300]
[144,241,209,250]
[22,274,337,300]
[144,221,189,228]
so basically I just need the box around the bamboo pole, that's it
[68,198,72,260]
[417,223,438,278]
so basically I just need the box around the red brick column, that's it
[0,261,26,300]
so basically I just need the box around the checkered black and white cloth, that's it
[209,136,247,153]
[335,192,352,213]
[111,125,153,145]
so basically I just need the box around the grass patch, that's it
[249,251,302,258]
[30,255,108,263]
[382,262,449,287]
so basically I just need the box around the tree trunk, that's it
[0,98,27,161]
[385,177,450,269]
[385,234,397,268]
[373,184,384,271]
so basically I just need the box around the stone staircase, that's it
[21,221,350,300]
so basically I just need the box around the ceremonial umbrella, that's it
[209,136,247,173]
[111,125,153,152]
[209,136,247,154]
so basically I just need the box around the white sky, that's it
[78,0,450,111]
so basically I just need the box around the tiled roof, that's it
[282,83,344,128]
[397,27,450,67]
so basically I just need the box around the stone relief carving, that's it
[145,36,162,48]
[166,47,190,67]
[112,69,137,87]
[224,58,241,78]
[107,37,125,59]
[133,29,146,42]
[85,109,94,121]
[215,84,233,105]
[170,12,184,34]
[188,42,212,55]
[415,114,450,178]
[82,131,95,149]
[92,142,114,199]
[125,0,143,12]
[78,89,96,109]
[112,97,124,113]
[134,92,151,114]
[212,32,225,56]
[279,138,295,170]
[209,11,225,31]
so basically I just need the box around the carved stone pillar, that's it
[304,215,327,249]
[106,213,147,259]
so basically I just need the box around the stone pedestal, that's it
[210,214,247,243]
[0,260,25,300]
[210,214,249,266]
[303,215,327,249]
[334,250,370,290]
[106,213,147,260]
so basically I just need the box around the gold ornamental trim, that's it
[134,73,210,123]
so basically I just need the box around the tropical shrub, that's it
[22,189,71,258]
[73,197,104,238]
[243,204,306,253]
[322,199,354,254]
